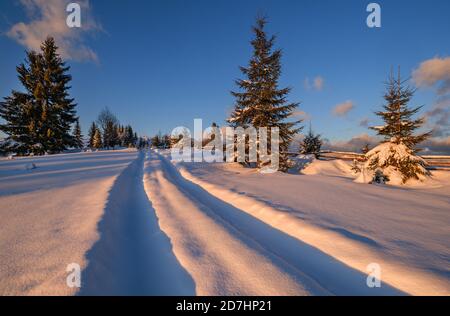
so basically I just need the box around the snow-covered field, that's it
[0,150,138,295]
[173,154,450,296]
[0,149,449,295]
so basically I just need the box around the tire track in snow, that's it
[79,152,195,295]
[143,151,406,295]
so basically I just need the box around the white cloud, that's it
[413,57,450,138]
[323,133,379,153]
[420,136,450,155]
[332,100,354,117]
[413,56,450,95]
[425,96,450,137]
[6,0,101,62]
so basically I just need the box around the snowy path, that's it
[79,152,194,295]
[142,151,405,295]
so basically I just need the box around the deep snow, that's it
[144,151,404,295]
[0,149,138,295]
[174,154,450,295]
[0,149,448,295]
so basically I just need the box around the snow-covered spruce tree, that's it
[357,70,432,184]
[227,17,302,172]
[0,37,77,155]
[73,119,84,149]
[300,123,322,158]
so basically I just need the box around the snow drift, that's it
[355,142,429,185]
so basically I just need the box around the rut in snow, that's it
[79,152,194,295]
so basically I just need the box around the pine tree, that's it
[73,119,84,149]
[93,128,102,149]
[359,69,432,184]
[103,121,118,149]
[88,122,98,148]
[0,37,77,155]
[300,123,322,158]
[0,92,33,155]
[124,125,135,147]
[227,17,301,171]
[151,132,163,148]
[371,69,431,148]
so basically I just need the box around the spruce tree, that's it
[117,125,126,147]
[0,37,77,155]
[151,132,163,148]
[93,128,102,149]
[124,125,135,147]
[88,122,98,148]
[228,17,301,171]
[103,121,118,149]
[300,123,322,158]
[0,92,33,154]
[359,69,432,183]
[371,69,431,148]
[73,119,84,149]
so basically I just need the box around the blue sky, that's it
[1,0,449,148]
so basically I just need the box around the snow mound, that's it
[288,154,315,173]
[355,142,429,185]
[301,159,354,178]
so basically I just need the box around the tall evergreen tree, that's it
[371,69,431,149]
[227,17,301,171]
[0,37,77,155]
[103,121,118,149]
[73,119,84,149]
